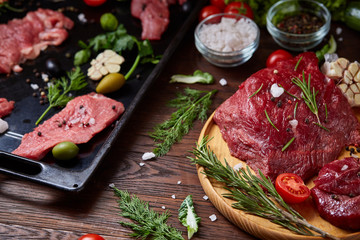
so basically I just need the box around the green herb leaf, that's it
[35,67,87,125]
[74,48,91,66]
[110,184,184,240]
[149,88,217,156]
[178,195,201,239]
[170,70,215,85]
[249,83,263,98]
[265,110,279,132]
[282,137,295,152]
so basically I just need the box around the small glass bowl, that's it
[194,13,260,67]
[266,0,331,51]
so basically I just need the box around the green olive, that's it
[52,141,79,161]
[96,73,125,94]
[100,13,118,31]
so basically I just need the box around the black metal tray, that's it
[0,0,205,191]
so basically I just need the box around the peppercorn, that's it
[331,194,340,201]
[37,131,42,136]
[277,100,283,108]
[112,105,116,110]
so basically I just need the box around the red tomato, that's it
[275,173,310,204]
[199,5,222,22]
[224,2,254,20]
[266,49,293,68]
[79,233,105,240]
[83,0,107,7]
[210,0,226,11]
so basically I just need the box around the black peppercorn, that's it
[37,131,42,136]
[277,100,283,108]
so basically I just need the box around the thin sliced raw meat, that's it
[12,93,124,160]
[0,98,15,118]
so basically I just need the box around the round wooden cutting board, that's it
[196,111,360,240]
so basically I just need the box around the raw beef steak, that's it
[0,98,15,118]
[213,52,360,182]
[12,93,124,160]
[311,157,360,230]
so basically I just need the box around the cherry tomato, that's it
[224,2,254,20]
[79,233,105,240]
[275,173,310,204]
[210,0,226,11]
[266,49,293,68]
[83,0,107,7]
[199,5,221,22]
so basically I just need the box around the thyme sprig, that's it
[149,88,217,156]
[110,184,184,240]
[35,67,87,125]
[189,136,340,240]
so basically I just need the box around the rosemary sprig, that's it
[278,84,299,100]
[35,67,87,125]
[294,56,303,71]
[324,103,328,121]
[282,137,295,152]
[264,110,279,132]
[249,83,263,98]
[294,102,298,118]
[292,72,321,124]
[149,88,217,156]
[110,184,184,240]
[188,136,340,240]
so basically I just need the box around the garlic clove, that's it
[105,63,120,73]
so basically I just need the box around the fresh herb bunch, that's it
[35,67,87,125]
[188,136,340,240]
[74,24,161,80]
[178,195,201,239]
[110,184,184,240]
[149,88,217,156]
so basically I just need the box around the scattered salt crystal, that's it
[0,118,9,134]
[324,53,338,63]
[142,152,156,160]
[177,181,182,185]
[289,119,298,129]
[78,13,87,23]
[109,183,115,188]
[233,162,243,171]
[209,214,217,222]
[273,69,278,74]
[88,118,95,125]
[203,195,209,200]
[270,83,284,98]
[30,83,39,90]
[198,17,257,52]
[336,27,342,35]
[41,73,49,81]
[161,206,166,209]
[341,164,348,171]
[338,37,343,42]
[171,194,176,199]
[139,162,145,167]
[219,78,227,86]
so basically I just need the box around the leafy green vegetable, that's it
[316,35,337,62]
[35,67,87,125]
[149,88,217,156]
[170,70,214,84]
[188,136,339,240]
[110,184,184,240]
[178,195,201,239]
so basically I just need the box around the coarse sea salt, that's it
[0,118,9,134]
[142,152,156,160]
[203,195,209,200]
[270,83,284,98]
[233,162,243,171]
[219,78,227,86]
[209,214,217,222]
[198,17,256,52]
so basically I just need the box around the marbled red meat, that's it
[0,8,73,74]
[0,98,15,118]
[12,93,124,160]
[213,52,360,182]
[311,157,360,230]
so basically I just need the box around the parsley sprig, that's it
[110,184,184,240]
[189,136,340,240]
[149,88,217,156]
[35,67,87,125]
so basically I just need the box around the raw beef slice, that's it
[311,157,360,230]
[213,52,360,182]
[0,98,15,118]
[12,93,124,160]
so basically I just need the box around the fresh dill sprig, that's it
[188,136,340,240]
[282,137,295,152]
[35,67,87,125]
[249,83,263,98]
[292,72,321,124]
[149,88,217,156]
[264,110,279,132]
[110,184,184,240]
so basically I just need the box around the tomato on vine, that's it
[210,0,226,11]
[224,2,254,20]
[266,49,293,68]
[79,233,105,240]
[83,0,107,7]
[199,5,222,22]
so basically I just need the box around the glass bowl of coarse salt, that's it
[195,13,260,67]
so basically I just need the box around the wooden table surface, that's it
[0,6,359,240]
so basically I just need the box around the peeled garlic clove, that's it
[108,55,125,65]
[103,49,116,57]
[99,66,109,76]
[90,71,102,81]
[105,63,120,73]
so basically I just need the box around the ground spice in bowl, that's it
[276,13,324,34]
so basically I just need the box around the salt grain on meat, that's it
[12,93,124,160]
[198,17,257,52]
